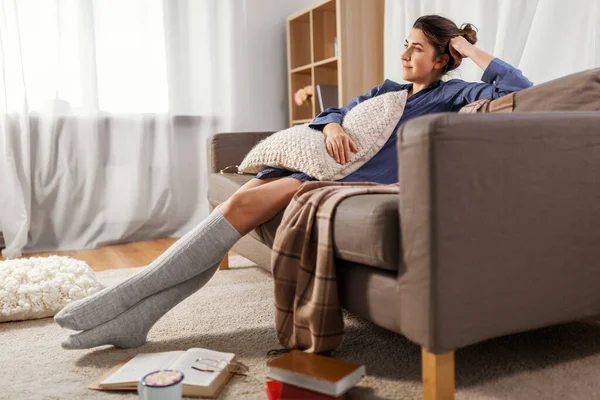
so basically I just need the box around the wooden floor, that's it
[1,239,239,272]
[1,238,179,271]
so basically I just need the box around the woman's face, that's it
[401,28,448,83]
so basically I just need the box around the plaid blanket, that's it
[271,181,400,353]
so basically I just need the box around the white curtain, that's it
[0,0,237,257]
[0,0,315,258]
[384,0,600,84]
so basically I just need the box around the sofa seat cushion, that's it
[208,173,400,272]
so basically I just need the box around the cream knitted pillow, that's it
[238,90,407,181]
[0,256,104,322]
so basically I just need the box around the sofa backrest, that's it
[460,68,600,113]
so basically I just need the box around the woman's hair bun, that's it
[460,23,478,45]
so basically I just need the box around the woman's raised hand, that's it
[449,36,472,58]
[450,36,494,72]
[323,123,358,165]
[449,36,475,68]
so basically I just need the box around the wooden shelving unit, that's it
[287,0,384,126]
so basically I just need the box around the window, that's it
[1,0,168,114]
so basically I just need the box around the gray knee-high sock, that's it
[54,208,240,331]
[61,263,219,349]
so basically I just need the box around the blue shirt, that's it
[258,58,533,184]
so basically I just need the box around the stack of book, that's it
[266,350,366,400]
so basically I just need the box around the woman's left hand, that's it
[449,36,473,62]
[451,36,495,72]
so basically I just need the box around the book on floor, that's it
[89,348,236,398]
[266,350,365,397]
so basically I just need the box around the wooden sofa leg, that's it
[218,252,230,270]
[422,347,455,400]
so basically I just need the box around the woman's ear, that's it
[434,54,450,71]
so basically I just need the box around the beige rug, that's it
[2,255,600,400]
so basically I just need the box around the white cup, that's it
[138,370,184,400]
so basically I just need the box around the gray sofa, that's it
[207,112,600,399]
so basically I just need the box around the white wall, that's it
[227,0,319,132]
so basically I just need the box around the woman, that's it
[55,15,532,349]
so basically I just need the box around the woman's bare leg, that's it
[217,177,303,236]
[234,176,281,192]
[215,176,295,269]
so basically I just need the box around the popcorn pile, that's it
[0,256,104,322]
[143,370,184,387]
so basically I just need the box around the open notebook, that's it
[89,348,236,398]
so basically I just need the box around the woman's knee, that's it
[227,191,252,211]
[219,190,258,222]
[220,178,301,220]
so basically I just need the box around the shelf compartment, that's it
[312,0,337,63]
[313,56,338,68]
[314,59,339,112]
[290,69,314,121]
[288,12,311,69]
[290,63,312,74]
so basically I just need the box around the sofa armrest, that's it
[207,131,274,173]
[397,112,600,353]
